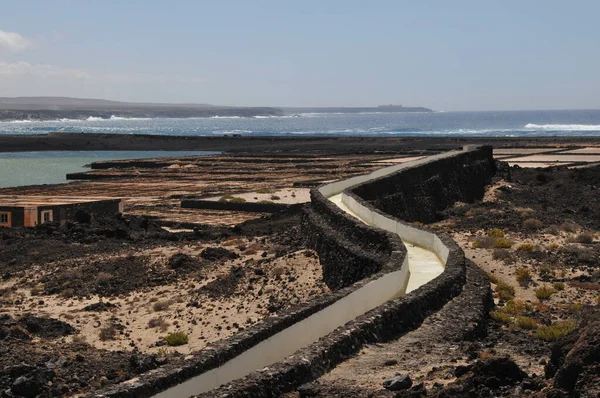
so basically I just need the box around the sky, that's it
[1,0,599,111]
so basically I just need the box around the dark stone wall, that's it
[351,147,495,223]
[303,189,405,290]
[181,200,300,214]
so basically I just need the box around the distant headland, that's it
[0,97,283,121]
[282,104,433,114]
[0,97,433,121]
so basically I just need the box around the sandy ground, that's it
[205,188,311,205]
[0,234,329,355]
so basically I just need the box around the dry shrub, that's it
[546,225,560,235]
[576,233,594,244]
[152,299,172,311]
[523,218,543,230]
[59,288,75,299]
[148,317,170,332]
[271,266,285,278]
[488,273,500,284]
[472,236,496,249]
[560,222,578,233]
[256,188,276,194]
[516,268,532,287]
[95,272,113,285]
[539,266,555,277]
[99,324,118,341]
[492,249,514,264]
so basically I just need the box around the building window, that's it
[41,210,53,223]
[0,212,10,226]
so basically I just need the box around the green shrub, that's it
[494,238,513,249]
[553,282,565,291]
[487,228,505,238]
[503,299,527,316]
[516,316,539,330]
[535,285,556,300]
[516,243,535,252]
[490,310,512,324]
[516,268,532,287]
[269,195,281,201]
[218,195,246,203]
[495,281,515,301]
[536,321,576,341]
[164,331,189,346]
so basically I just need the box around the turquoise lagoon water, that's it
[0,151,218,188]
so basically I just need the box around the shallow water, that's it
[0,151,218,188]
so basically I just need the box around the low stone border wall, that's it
[180,199,299,213]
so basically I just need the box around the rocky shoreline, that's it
[2,132,600,154]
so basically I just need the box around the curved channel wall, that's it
[91,146,494,398]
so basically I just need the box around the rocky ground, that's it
[295,163,600,397]
[0,208,330,397]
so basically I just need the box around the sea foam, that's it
[525,123,600,131]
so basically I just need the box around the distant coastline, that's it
[0,97,432,121]
[282,105,433,114]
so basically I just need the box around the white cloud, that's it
[0,61,203,84]
[0,30,33,52]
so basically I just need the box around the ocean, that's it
[1,109,599,188]
[1,109,600,137]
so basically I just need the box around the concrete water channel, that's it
[151,149,467,397]
[328,193,444,293]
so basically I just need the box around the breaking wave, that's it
[525,123,600,131]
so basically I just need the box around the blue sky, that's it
[1,1,599,110]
